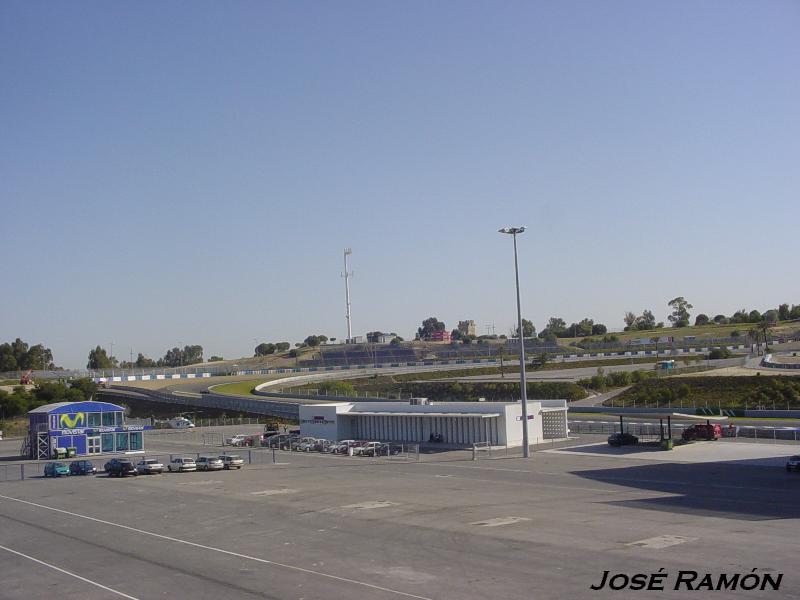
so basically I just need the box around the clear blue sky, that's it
[1,1,798,368]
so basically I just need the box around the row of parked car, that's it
[42,455,245,478]
[227,433,401,457]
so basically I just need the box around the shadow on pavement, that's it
[575,458,800,520]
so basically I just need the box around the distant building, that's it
[458,320,476,337]
[366,332,397,344]
[428,330,451,342]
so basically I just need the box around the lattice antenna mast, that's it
[342,248,353,341]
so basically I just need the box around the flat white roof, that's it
[345,411,501,418]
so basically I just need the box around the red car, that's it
[682,423,722,441]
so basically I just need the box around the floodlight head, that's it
[498,226,526,235]
[344,248,352,255]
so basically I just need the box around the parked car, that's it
[786,456,800,472]
[329,440,359,454]
[136,458,164,474]
[219,454,244,469]
[196,456,224,471]
[358,442,384,457]
[69,460,97,476]
[105,458,138,477]
[44,462,70,477]
[313,439,333,452]
[682,423,722,441]
[292,437,318,451]
[226,434,248,447]
[278,435,300,450]
[264,434,286,448]
[607,432,639,447]
[168,457,197,472]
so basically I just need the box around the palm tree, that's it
[758,320,773,353]
[747,327,761,355]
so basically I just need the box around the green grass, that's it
[606,375,800,409]
[558,319,797,347]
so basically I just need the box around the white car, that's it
[226,434,248,447]
[168,457,197,472]
[136,458,164,474]
[219,454,244,469]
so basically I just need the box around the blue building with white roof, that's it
[27,400,148,460]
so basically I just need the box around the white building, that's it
[299,399,568,447]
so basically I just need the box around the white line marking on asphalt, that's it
[251,489,299,496]
[0,494,431,600]
[0,544,140,599]
[340,500,397,510]
[470,517,531,527]
[626,535,696,549]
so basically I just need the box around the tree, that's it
[636,310,656,331]
[304,335,321,347]
[417,317,446,339]
[390,337,403,346]
[762,309,779,324]
[748,310,762,323]
[182,345,203,365]
[255,343,276,356]
[161,347,183,367]
[623,312,637,328]
[591,323,607,336]
[713,314,728,324]
[667,297,693,328]
[694,314,710,326]
[546,317,566,336]
[208,356,224,362]
[87,346,115,369]
[134,353,156,368]
[275,342,290,353]
[450,329,463,342]
[514,319,535,339]
[0,344,16,371]
[730,309,749,324]
[790,305,800,319]
[778,303,790,321]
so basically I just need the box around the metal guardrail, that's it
[97,388,300,420]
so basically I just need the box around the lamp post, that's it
[499,226,530,457]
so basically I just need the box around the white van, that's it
[167,417,195,429]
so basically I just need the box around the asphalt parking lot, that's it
[0,436,798,599]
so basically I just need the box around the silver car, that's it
[136,458,164,474]
[196,456,224,471]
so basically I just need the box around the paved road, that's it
[421,358,745,383]
[1,440,798,600]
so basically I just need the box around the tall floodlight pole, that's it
[343,248,353,342]
[499,226,530,457]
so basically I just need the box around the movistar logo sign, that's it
[59,413,86,428]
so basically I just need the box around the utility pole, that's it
[342,248,353,342]
[499,226,530,458]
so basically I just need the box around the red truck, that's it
[682,422,722,441]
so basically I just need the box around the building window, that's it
[115,433,128,451]
[101,433,114,453]
[129,431,142,451]
[88,413,101,427]
[115,412,123,427]
[102,412,115,427]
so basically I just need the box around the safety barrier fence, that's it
[0,443,421,482]
[569,420,800,443]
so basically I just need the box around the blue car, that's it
[69,460,97,476]
[44,462,70,477]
